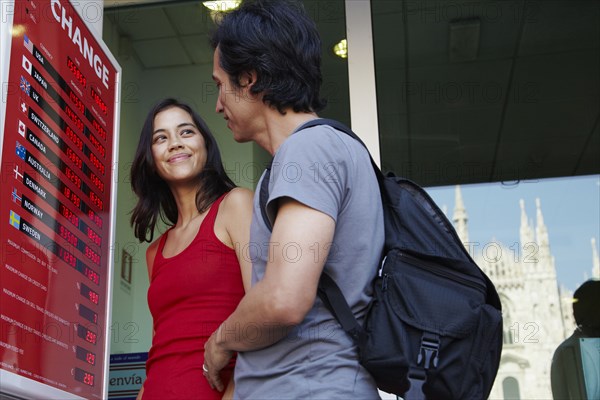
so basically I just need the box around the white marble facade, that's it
[450,187,599,400]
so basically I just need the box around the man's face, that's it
[212,48,257,143]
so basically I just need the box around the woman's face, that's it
[151,106,207,186]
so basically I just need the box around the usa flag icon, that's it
[24,35,33,54]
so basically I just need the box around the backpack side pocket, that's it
[461,303,503,399]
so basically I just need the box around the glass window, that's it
[372,0,599,187]
[503,377,521,400]
[427,174,599,399]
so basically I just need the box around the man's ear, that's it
[247,70,258,89]
[239,70,257,88]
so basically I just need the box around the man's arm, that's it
[203,197,335,391]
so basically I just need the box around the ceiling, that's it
[103,0,599,187]
[103,0,217,68]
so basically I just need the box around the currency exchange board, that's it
[0,0,121,398]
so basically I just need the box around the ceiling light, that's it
[11,24,25,37]
[203,0,240,22]
[333,39,347,59]
[202,1,241,12]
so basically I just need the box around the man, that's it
[551,279,600,399]
[203,1,384,398]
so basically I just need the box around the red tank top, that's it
[143,193,244,399]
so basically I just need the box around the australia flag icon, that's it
[16,141,26,160]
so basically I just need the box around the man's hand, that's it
[204,329,234,392]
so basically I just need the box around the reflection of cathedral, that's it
[450,187,599,400]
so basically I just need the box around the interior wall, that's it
[103,15,257,356]
[103,15,151,355]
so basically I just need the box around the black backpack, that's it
[259,119,503,399]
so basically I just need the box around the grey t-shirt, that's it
[234,122,384,399]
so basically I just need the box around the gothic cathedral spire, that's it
[453,185,469,244]
[535,198,552,263]
[520,199,534,246]
[592,238,600,279]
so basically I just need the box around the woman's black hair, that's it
[130,98,235,242]
[210,0,327,114]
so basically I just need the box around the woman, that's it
[130,98,252,399]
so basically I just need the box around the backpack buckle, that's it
[417,333,440,370]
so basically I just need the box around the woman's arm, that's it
[220,187,254,292]
[208,187,254,394]
[221,375,235,400]
[136,386,144,400]
[205,198,336,392]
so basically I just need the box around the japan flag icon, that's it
[18,121,26,137]
[22,55,32,75]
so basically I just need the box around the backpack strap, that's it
[259,161,273,231]
[259,118,384,228]
[304,119,386,183]
[259,118,375,230]
[258,119,369,348]
[318,273,367,346]
[405,332,440,400]
[259,172,365,345]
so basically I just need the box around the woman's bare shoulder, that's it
[222,187,254,208]
[219,187,253,236]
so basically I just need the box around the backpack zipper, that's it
[378,256,387,277]
[379,256,389,291]
[395,251,486,295]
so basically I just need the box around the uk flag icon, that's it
[20,76,31,95]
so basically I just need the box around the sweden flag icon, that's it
[9,211,21,229]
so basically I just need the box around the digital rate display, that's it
[0,0,120,398]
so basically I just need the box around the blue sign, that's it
[108,353,147,400]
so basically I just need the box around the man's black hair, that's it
[210,0,327,114]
